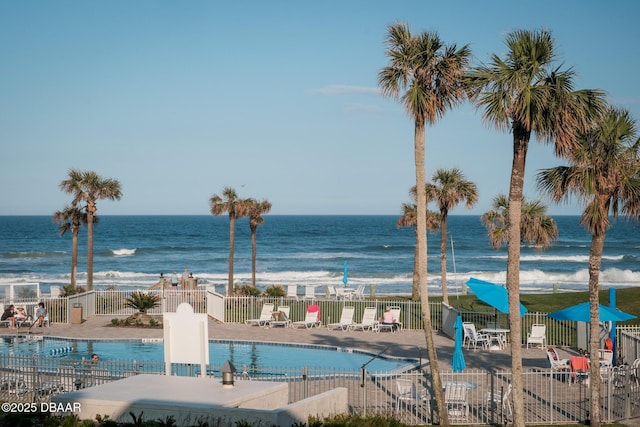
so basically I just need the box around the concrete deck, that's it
[3,315,569,371]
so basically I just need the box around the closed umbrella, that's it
[342,261,348,285]
[466,278,527,316]
[547,302,636,323]
[451,314,466,372]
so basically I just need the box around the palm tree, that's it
[397,200,441,301]
[60,169,122,290]
[53,205,90,290]
[210,187,251,295]
[379,22,471,423]
[537,106,640,427]
[481,194,558,250]
[466,29,604,425]
[247,198,272,287]
[425,168,478,305]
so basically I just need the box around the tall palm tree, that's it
[379,22,471,423]
[467,29,604,425]
[481,194,558,250]
[247,198,272,287]
[60,169,122,290]
[53,205,90,290]
[210,187,250,295]
[425,168,478,305]
[537,106,640,427]
[397,200,440,301]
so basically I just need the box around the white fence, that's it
[1,353,640,425]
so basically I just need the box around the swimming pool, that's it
[0,336,416,373]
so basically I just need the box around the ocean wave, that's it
[111,248,136,257]
[3,267,639,297]
[0,251,66,259]
[482,254,625,263]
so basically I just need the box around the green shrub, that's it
[265,285,286,297]
[236,285,262,297]
[124,291,161,313]
[111,318,120,326]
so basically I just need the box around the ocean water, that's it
[0,215,639,296]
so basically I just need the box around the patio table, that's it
[480,328,510,351]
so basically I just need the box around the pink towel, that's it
[308,304,320,320]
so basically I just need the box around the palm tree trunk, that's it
[71,225,79,289]
[251,229,257,287]
[415,121,447,424]
[412,229,420,301]
[588,231,605,427]
[507,127,529,427]
[228,214,235,296]
[86,209,94,291]
[440,212,449,305]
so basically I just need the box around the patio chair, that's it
[291,304,321,329]
[244,303,275,327]
[286,285,298,301]
[396,379,429,414]
[445,383,469,422]
[349,307,379,332]
[526,324,547,349]
[335,287,354,301]
[546,347,570,373]
[569,355,590,386]
[463,323,489,351]
[486,382,512,424]
[326,306,355,331]
[632,358,640,386]
[353,285,365,301]
[270,306,291,328]
[598,349,613,367]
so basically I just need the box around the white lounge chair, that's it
[378,306,403,333]
[546,347,569,372]
[245,303,275,327]
[527,324,547,349]
[291,305,321,329]
[327,306,355,330]
[270,306,291,328]
[303,285,315,300]
[326,285,337,299]
[286,285,298,301]
[349,307,379,332]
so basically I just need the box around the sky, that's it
[1,1,639,216]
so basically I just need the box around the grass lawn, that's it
[416,286,640,325]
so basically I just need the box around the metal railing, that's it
[2,352,640,425]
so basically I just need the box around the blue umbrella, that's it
[547,302,636,323]
[342,261,348,285]
[466,278,527,316]
[451,315,466,372]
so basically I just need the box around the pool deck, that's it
[2,315,569,371]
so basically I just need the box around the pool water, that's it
[0,336,416,373]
